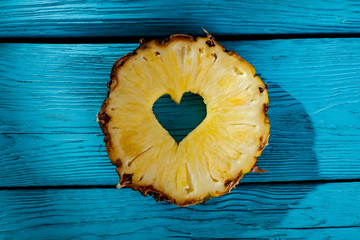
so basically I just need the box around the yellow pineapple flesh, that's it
[98,34,270,206]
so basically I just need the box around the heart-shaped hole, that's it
[152,92,207,143]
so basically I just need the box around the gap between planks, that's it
[1,178,359,190]
[2,33,360,44]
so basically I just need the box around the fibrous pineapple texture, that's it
[98,33,270,206]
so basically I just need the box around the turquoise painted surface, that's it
[1,1,360,239]
[1,183,360,239]
[153,93,207,143]
[1,0,360,38]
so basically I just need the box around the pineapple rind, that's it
[98,34,270,206]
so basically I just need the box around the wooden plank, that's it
[0,131,315,187]
[1,182,359,239]
[0,133,119,186]
[1,0,360,38]
[1,38,360,187]
[0,43,129,135]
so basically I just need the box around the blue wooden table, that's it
[1,1,360,239]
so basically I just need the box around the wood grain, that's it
[1,0,360,38]
[1,182,359,239]
[1,38,360,187]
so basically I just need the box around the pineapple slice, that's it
[98,34,270,206]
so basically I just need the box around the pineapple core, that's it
[98,34,270,206]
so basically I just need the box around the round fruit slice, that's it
[98,33,270,206]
